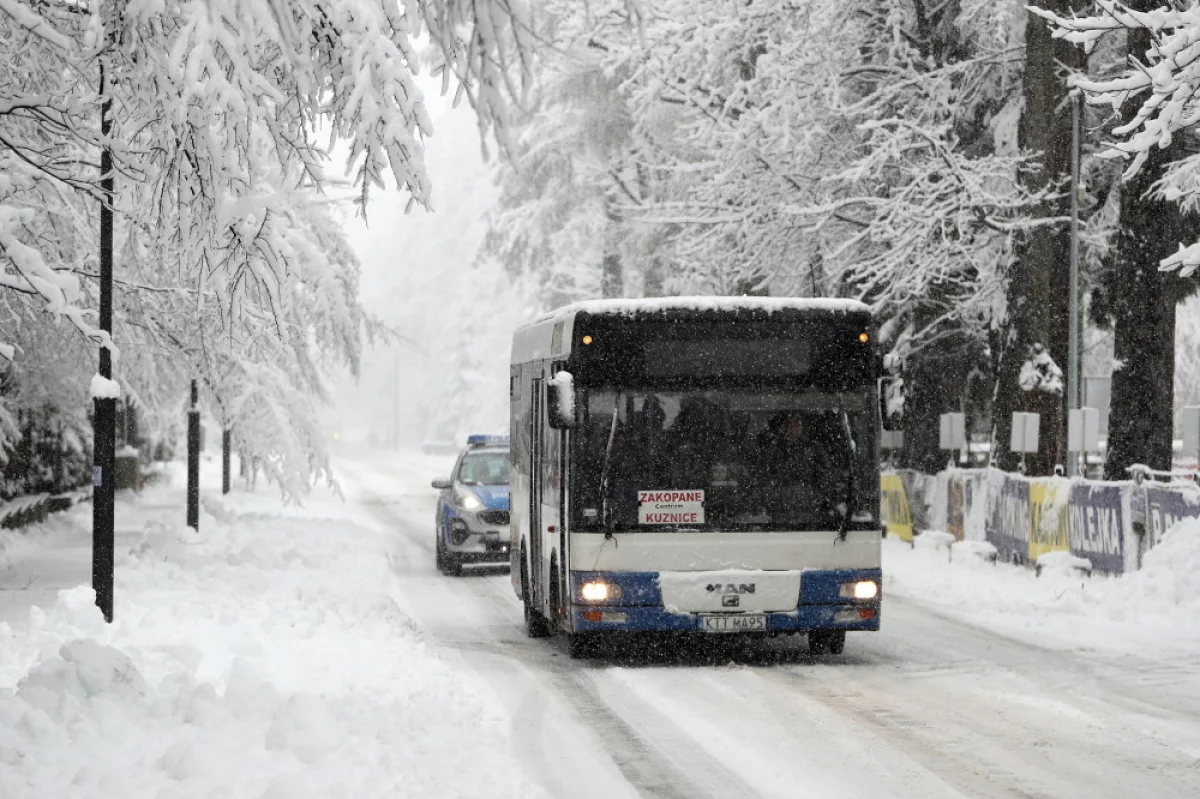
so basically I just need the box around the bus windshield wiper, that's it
[837,410,857,542]
[599,395,621,533]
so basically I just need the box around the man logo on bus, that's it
[706,583,756,594]
[722,595,740,608]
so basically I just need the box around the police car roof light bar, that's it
[466,434,510,448]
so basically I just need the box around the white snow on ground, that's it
[6,450,1200,797]
[884,521,1200,656]
[0,461,542,799]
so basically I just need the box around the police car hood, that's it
[466,484,510,511]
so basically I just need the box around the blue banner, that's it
[988,476,1029,564]
[1144,486,1200,552]
[1067,483,1124,574]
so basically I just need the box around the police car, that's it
[432,435,511,576]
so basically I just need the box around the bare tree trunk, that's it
[991,0,1085,475]
[898,291,975,473]
[601,201,623,298]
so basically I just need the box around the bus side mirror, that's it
[879,354,903,432]
[547,371,577,430]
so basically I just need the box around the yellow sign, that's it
[1028,480,1069,560]
[880,474,914,541]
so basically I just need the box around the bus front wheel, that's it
[566,633,597,660]
[809,630,846,656]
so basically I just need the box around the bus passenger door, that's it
[544,415,567,624]
[549,358,570,626]
[557,427,569,625]
[529,377,544,611]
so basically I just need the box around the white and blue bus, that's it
[509,298,884,658]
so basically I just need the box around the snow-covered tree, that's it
[468,0,1036,470]
[1,0,442,499]
[1033,0,1200,477]
[476,0,652,303]
[1032,0,1200,273]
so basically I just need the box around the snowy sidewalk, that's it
[0,485,173,635]
[882,523,1200,657]
[0,461,540,798]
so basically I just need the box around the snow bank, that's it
[884,519,1200,654]
[0,471,540,798]
[912,530,955,555]
[952,540,997,563]
[1118,519,1200,611]
[1035,550,1092,577]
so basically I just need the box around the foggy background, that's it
[326,86,529,449]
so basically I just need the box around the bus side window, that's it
[514,366,531,468]
[542,387,560,501]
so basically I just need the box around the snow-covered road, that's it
[4,450,1199,798]
[342,450,1200,799]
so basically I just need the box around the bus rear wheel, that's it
[522,550,550,638]
[808,630,846,656]
[524,599,551,638]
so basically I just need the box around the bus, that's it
[509,297,885,658]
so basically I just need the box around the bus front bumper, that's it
[569,604,880,634]
[568,568,881,634]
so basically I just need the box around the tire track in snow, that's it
[880,593,1200,755]
[341,455,752,799]
[748,600,1200,798]
[337,451,1200,798]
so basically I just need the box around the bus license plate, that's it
[700,614,767,633]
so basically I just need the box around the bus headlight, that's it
[839,580,879,600]
[580,581,622,602]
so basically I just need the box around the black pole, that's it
[187,380,200,530]
[92,58,116,624]
[222,428,231,494]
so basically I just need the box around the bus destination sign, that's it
[637,490,706,525]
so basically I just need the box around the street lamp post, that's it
[187,379,200,530]
[92,58,116,623]
[1067,90,1082,477]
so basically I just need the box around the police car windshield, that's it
[576,389,876,532]
[457,451,509,486]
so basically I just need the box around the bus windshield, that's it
[574,389,876,532]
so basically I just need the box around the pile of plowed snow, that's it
[883,519,1200,654]
[1116,518,1200,613]
[0,482,540,798]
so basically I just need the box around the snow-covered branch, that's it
[1032,1,1200,274]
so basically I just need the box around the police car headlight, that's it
[839,580,879,600]
[458,491,483,511]
[580,581,622,602]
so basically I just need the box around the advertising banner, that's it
[897,469,934,531]
[946,474,965,541]
[988,475,1030,564]
[1143,485,1200,554]
[880,473,914,541]
[963,471,990,542]
[1067,483,1124,574]
[1028,480,1069,560]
